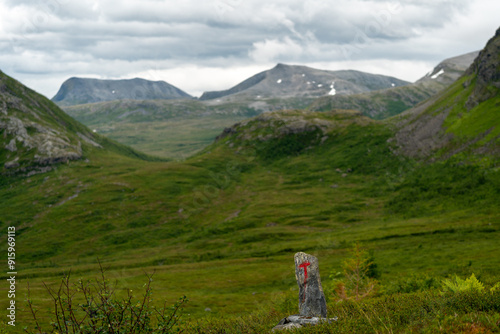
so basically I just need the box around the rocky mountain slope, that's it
[199,63,409,101]
[52,77,192,106]
[0,71,156,175]
[393,29,499,160]
[309,51,479,119]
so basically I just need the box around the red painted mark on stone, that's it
[299,262,311,303]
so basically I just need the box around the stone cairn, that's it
[273,252,337,331]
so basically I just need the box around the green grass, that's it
[1,107,499,333]
[62,96,315,159]
[178,288,500,333]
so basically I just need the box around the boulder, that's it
[272,252,336,331]
[294,252,327,318]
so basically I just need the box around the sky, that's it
[0,0,499,99]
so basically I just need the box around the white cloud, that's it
[249,37,304,63]
[132,64,272,98]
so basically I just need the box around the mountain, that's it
[199,63,409,100]
[394,29,500,160]
[417,51,479,84]
[52,77,192,106]
[0,71,159,175]
[309,51,479,119]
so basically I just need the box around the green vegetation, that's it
[329,244,380,301]
[308,80,446,120]
[177,275,500,333]
[62,97,313,159]
[1,106,498,332]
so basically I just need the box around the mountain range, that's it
[56,53,477,159]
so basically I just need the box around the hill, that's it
[0,71,160,177]
[52,77,192,106]
[309,51,479,119]
[199,63,409,100]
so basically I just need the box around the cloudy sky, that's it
[0,0,498,98]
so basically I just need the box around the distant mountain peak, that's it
[52,77,192,106]
[199,64,409,101]
[417,50,480,84]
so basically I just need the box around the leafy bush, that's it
[26,262,188,333]
[441,273,484,294]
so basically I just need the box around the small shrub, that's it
[330,243,379,301]
[387,273,439,294]
[26,261,188,333]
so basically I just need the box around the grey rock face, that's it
[5,138,17,152]
[52,77,192,106]
[294,252,327,318]
[4,157,19,169]
[310,50,479,120]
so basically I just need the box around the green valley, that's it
[0,26,499,334]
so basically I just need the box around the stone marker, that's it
[294,252,327,318]
[272,252,336,331]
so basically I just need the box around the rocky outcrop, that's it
[0,70,104,175]
[215,109,367,144]
[464,27,500,109]
[393,26,500,160]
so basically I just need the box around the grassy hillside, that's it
[1,108,498,332]
[394,31,500,162]
[0,70,162,172]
